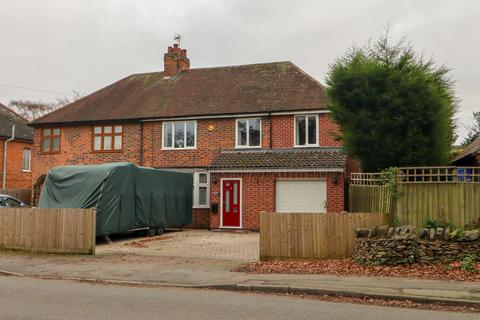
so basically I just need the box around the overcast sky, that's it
[0,0,478,141]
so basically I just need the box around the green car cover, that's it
[39,162,193,236]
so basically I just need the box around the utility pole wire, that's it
[0,83,75,97]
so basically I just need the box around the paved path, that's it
[97,230,259,262]
[0,276,471,320]
[0,230,479,306]
[0,251,479,305]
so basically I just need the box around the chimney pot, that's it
[164,43,190,76]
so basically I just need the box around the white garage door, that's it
[275,180,327,213]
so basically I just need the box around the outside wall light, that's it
[212,175,217,185]
[332,174,339,185]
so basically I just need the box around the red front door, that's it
[222,179,241,227]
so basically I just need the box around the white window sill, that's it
[294,144,320,148]
[193,205,210,209]
[234,145,262,149]
[22,170,31,173]
[162,147,197,150]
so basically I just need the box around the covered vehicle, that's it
[38,162,192,236]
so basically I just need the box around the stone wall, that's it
[355,225,480,265]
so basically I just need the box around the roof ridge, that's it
[0,103,29,123]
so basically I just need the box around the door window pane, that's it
[186,121,195,147]
[94,136,102,150]
[225,190,230,212]
[237,120,247,146]
[198,187,207,206]
[308,116,317,144]
[163,123,172,147]
[199,173,207,184]
[233,183,238,205]
[174,123,185,148]
[296,116,306,145]
[114,135,122,150]
[249,119,260,146]
[103,136,112,150]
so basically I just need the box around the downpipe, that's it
[2,125,15,189]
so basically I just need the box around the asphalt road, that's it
[0,276,473,320]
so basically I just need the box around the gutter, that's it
[2,125,15,189]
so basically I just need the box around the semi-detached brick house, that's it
[30,43,351,230]
[0,103,33,190]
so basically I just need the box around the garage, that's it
[275,179,327,213]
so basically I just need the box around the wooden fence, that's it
[0,208,96,254]
[0,189,31,205]
[349,167,480,229]
[349,185,394,215]
[260,212,388,260]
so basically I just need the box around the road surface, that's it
[0,276,472,320]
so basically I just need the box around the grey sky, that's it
[0,0,478,141]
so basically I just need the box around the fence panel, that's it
[0,208,95,254]
[260,212,387,260]
[0,189,31,205]
[396,183,480,229]
[349,185,394,214]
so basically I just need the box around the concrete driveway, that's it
[96,229,259,262]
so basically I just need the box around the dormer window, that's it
[295,115,318,147]
[236,118,261,148]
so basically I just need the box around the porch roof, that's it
[208,148,346,172]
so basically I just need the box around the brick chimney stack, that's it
[164,43,190,76]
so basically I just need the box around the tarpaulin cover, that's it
[39,162,193,236]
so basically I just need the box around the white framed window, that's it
[294,115,319,147]
[193,171,209,208]
[235,118,261,148]
[162,121,197,149]
[22,149,31,172]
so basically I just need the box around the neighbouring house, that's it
[29,43,349,230]
[0,103,33,189]
[452,136,480,166]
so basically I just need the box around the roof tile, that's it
[208,148,346,171]
[31,61,325,125]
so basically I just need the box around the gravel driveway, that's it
[96,229,259,262]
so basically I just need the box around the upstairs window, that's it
[41,128,61,153]
[93,125,123,151]
[236,118,261,148]
[163,121,196,149]
[22,149,31,172]
[295,115,318,146]
[193,171,209,208]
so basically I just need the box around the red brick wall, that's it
[0,138,33,189]
[272,114,341,148]
[31,124,142,187]
[187,208,210,229]
[142,117,271,168]
[32,114,340,177]
[209,171,345,230]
